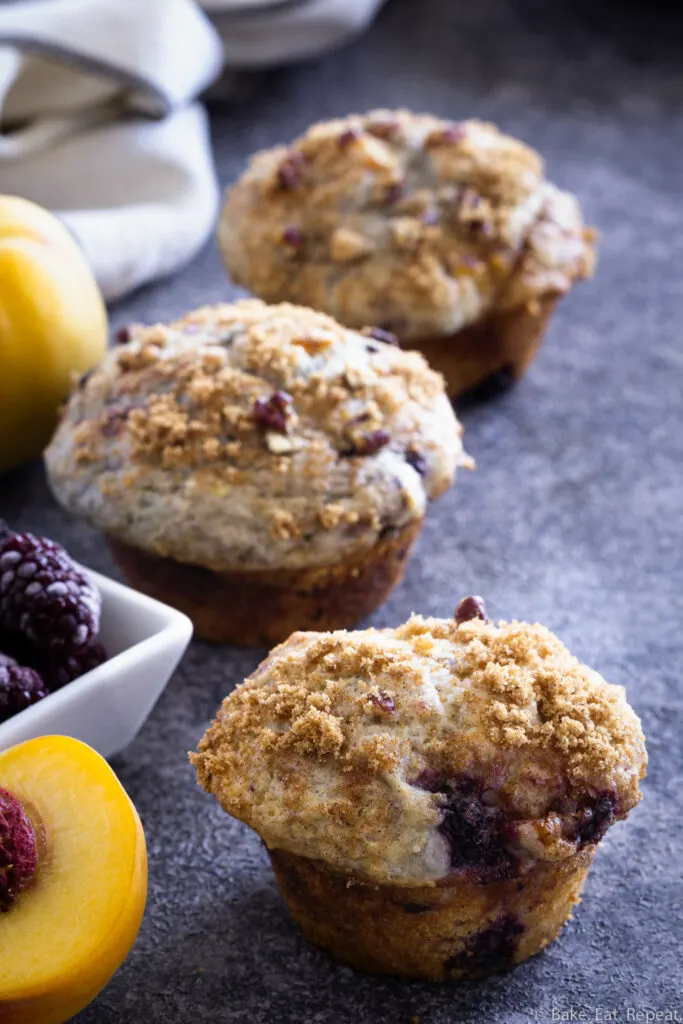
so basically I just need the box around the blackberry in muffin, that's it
[218,111,596,397]
[44,301,470,645]
[192,597,646,979]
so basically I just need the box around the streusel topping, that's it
[219,111,596,339]
[193,607,646,885]
[45,301,468,571]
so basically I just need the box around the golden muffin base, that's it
[107,518,422,646]
[409,294,560,398]
[269,845,595,981]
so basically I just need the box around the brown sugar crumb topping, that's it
[220,110,596,344]
[366,115,401,139]
[196,616,645,808]
[69,300,465,531]
[228,674,347,760]
[431,618,642,785]
[285,706,345,757]
[330,226,373,263]
[318,503,360,531]
[117,341,162,372]
[425,123,467,147]
[269,509,301,541]
[192,613,644,885]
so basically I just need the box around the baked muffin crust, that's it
[45,300,468,571]
[219,111,596,339]
[193,612,646,886]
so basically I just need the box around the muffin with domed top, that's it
[219,110,596,397]
[44,300,470,645]
[192,596,646,980]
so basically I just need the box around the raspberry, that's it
[1,788,39,912]
[38,641,108,692]
[0,532,101,652]
[0,662,49,723]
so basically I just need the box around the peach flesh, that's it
[0,736,147,1024]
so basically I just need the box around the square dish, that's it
[0,567,193,759]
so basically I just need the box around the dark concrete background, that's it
[2,0,682,1019]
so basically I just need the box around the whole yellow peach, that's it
[0,196,108,474]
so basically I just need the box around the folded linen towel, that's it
[0,0,385,302]
[202,0,387,68]
[0,0,223,302]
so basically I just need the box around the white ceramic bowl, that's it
[0,568,193,759]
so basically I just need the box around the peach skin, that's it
[0,735,147,1024]
[0,195,107,474]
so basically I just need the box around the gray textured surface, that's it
[2,0,682,1019]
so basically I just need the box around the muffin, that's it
[192,596,646,980]
[44,300,469,646]
[218,111,596,397]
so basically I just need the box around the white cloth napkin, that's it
[202,0,386,68]
[0,0,385,302]
[0,0,223,302]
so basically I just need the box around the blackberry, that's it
[0,662,49,723]
[416,772,515,882]
[454,595,488,625]
[0,626,35,666]
[574,792,617,847]
[39,641,108,692]
[405,449,428,476]
[0,532,101,652]
[444,914,524,977]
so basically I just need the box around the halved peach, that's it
[0,736,147,1024]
